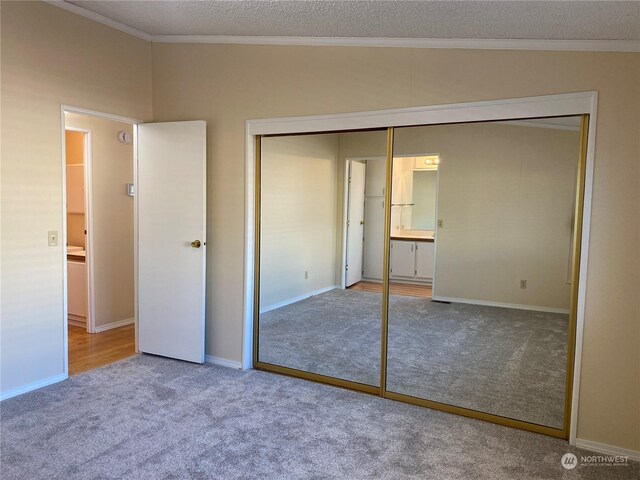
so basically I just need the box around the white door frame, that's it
[60,106,141,376]
[244,91,598,445]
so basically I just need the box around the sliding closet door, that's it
[384,117,585,434]
[255,129,388,390]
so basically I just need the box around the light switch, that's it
[48,230,58,246]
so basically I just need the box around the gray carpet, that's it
[1,355,637,479]
[259,289,568,428]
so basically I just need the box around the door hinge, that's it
[415,270,417,275]
[348,176,352,183]
[345,265,349,271]
[346,220,350,227]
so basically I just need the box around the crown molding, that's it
[45,1,640,52]
[151,35,640,52]
[44,0,152,41]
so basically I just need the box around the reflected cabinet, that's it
[253,113,589,439]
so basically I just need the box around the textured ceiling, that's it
[66,1,640,40]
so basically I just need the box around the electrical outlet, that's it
[520,280,527,289]
[48,230,58,246]
[304,271,309,280]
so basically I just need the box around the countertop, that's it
[390,235,434,242]
[67,249,86,262]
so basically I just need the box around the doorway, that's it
[63,110,136,375]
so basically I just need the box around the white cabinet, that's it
[390,241,416,278]
[67,260,87,318]
[415,242,434,280]
[390,240,434,282]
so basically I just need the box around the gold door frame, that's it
[253,115,589,439]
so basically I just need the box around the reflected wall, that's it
[257,129,387,387]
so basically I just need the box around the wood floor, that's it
[348,281,432,298]
[68,324,136,376]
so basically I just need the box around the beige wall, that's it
[0,1,152,394]
[65,114,135,328]
[1,0,638,453]
[394,122,579,310]
[152,43,639,450]
[260,134,340,309]
[333,123,579,310]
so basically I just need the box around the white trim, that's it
[495,120,581,131]
[62,105,142,125]
[133,124,140,354]
[242,128,256,370]
[93,317,135,333]
[260,286,339,314]
[570,95,598,446]
[60,109,70,379]
[205,355,242,370]
[43,1,151,41]
[340,161,350,289]
[247,92,597,136]
[83,130,95,334]
[151,35,640,52]
[244,91,598,440]
[431,296,570,315]
[0,374,68,402]
[67,314,86,328]
[575,439,640,462]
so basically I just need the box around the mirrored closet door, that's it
[255,129,388,389]
[253,110,589,438]
[385,117,585,430]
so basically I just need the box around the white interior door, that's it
[137,121,206,363]
[346,161,366,287]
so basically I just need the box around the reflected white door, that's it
[137,121,206,363]
[346,161,366,287]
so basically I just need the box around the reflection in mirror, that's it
[386,117,582,428]
[391,155,439,234]
[257,129,387,387]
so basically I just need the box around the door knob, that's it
[191,240,201,248]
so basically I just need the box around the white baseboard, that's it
[431,296,569,314]
[93,317,135,333]
[260,285,339,314]
[575,438,640,462]
[0,373,68,401]
[205,355,242,369]
[68,314,86,328]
